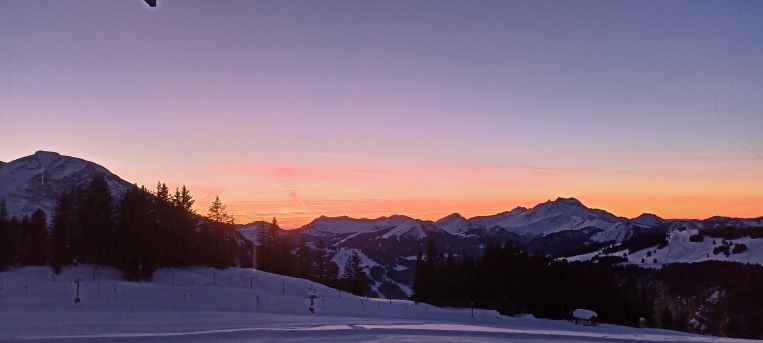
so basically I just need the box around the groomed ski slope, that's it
[0,266,758,342]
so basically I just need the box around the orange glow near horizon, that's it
[221,195,763,229]
[2,0,762,230]
[111,158,763,229]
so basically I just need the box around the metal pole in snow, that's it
[73,279,81,303]
[282,281,285,294]
[250,276,253,289]
[213,272,216,286]
[171,271,175,286]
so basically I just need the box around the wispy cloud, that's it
[729,140,763,162]
[423,63,443,74]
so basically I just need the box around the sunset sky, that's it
[1,0,762,228]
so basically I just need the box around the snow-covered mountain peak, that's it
[533,197,589,214]
[467,197,622,237]
[552,197,585,207]
[435,213,471,234]
[32,150,62,163]
[631,213,665,227]
[0,151,132,220]
[438,213,465,221]
[300,214,419,236]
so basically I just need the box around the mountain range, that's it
[2,151,763,298]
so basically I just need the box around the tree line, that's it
[0,178,250,280]
[412,238,763,339]
[0,176,370,296]
[253,218,370,296]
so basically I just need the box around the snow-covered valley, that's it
[1,266,759,342]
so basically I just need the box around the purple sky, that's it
[1,0,762,226]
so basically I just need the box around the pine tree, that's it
[412,252,424,302]
[18,210,48,266]
[169,185,196,266]
[50,192,75,273]
[67,186,86,265]
[341,250,369,296]
[0,199,13,270]
[30,209,49,265]
[413,238,441,302]
[257,217,279,272]
[273,220,293,275]
[153,182,173,267]
[79,177,115,265]
[296,235,312,278]
[156,182,169,202]
[114,186,159,281]
[198,195,240,268]
[207,195,234,224]
[443,251,457,300]
[314,239,329,282]
[172,185,195,213]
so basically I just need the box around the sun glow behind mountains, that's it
[1,1,762,228]
[115,157,763,228]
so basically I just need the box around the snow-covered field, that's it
[566,230,763,267]
[0,266,758,342]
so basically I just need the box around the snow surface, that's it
[468,198,623,238]
[630,213,665,228]
[300,215,419,236]
[435,213,471,235]
[0,266,758,342]
[0,151,131,220]
[565,230,763,267]
[572,309,598,320]
[331,248,381,270]
[379,221,427,240]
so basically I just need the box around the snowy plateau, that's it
[0,265,759,343]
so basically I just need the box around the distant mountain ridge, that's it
[2,151,763,299]
[271,198,763,298]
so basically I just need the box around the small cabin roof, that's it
[572,309,598,320]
